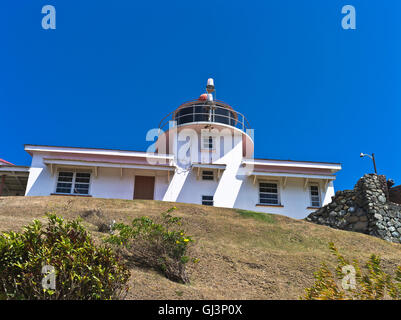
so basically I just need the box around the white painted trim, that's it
[170,121,254,143]
[324,179,330,190]
[304,178,309,190]
[54,169,92,196]
[191,163,227,170]
[282,176,288,189]
[249,172,336,180]
[308,182,322,208]
[243,159,341,171]
[257,179,281,206]
[43,159,175,171]
[25,145,174,160]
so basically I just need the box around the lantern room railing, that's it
[158,101,251,132]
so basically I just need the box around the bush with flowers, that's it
[302,242,401,300]
[0,214,130,300]
[105,207,197,283]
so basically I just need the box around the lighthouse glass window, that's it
[309,185,321,207]
[259,182,279,205]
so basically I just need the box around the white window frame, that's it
[202,195,214,206]
[258,180,281,205]
[309,183,321,208]
[202,170,215,181]
[201,135,216,151]
[55,169,92,195]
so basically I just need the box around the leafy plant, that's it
[105,207,196,283]
[0,214,130,300]
[302,242,401,300]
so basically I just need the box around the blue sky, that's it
[1,0,400,191]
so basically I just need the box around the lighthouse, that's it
[154,79,254,207]
[23,78,341,219]
[156,78,254,168]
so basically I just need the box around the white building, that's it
[24,80,341,219]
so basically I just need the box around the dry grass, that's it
[0,196,400,300]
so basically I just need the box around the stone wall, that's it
[306,174,401,243]
[389,185,401,205]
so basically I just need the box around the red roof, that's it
[0,159,15,166]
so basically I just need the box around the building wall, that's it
[90,167,134,200]
[25,139,336,219]
[90,168,169,200]
[25,153,169,201]
[162,170,333,219]
[233,177,333,219]
[161,127,335,218]
[26,152,55,196]
[165,127,245,207]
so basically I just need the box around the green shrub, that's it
[0,214,130,300]
[105,207,196,283]
[302,242,401,300]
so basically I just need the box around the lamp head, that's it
[360,153,365,158]
[206,78,215,93]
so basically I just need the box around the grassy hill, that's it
[0,196,400,300]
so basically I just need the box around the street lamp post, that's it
[360,152,377,174]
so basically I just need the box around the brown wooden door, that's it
[133,176,155,200]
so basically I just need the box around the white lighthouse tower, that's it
[155,79,254,207]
